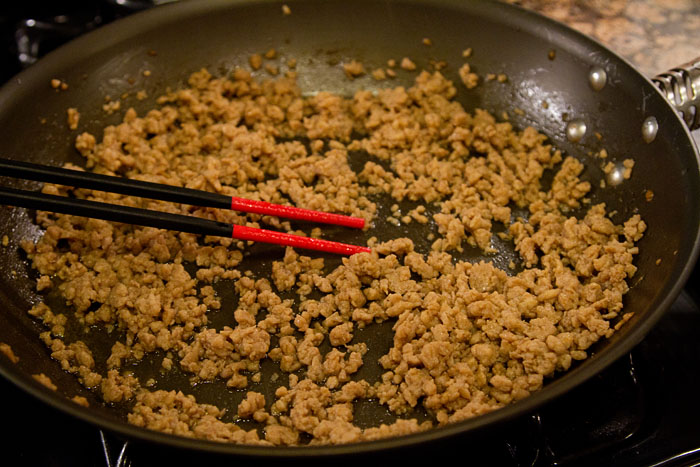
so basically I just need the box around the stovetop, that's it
[2,2,700,466]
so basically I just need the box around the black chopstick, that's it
[0,185,234,237]
[0,157,234,210]
[0,158,371,255]
[0,157,365,228]
[0,186,370,255]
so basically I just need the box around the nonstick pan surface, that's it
[0,0,698,458]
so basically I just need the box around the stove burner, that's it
[15,12,103,67]
[1,0,160,83]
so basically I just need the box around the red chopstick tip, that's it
[230,197,365,229]
[232,224,369,255]
[346,216,366,229]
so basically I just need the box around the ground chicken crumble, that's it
[19,63,645,446]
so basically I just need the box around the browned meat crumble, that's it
[19,63,645,446]
[33,373,58,391]
[67,107,80,130]
[0,342,19,364]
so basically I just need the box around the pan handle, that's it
[652,58,700,131]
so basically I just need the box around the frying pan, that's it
[0,0,698,459]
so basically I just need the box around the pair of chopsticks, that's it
[0,158,371,255]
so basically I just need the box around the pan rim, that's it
[0,0,698,457]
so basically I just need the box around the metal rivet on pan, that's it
[588,66,607,91]
[641,116,658,143]
[606,164,625,186]
[566,119,587,142]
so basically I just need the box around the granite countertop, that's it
[507,0,700,144]
[507,0,700,77]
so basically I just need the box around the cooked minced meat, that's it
[67,107,80,130]
[20,64,644,446]
[33,373,58,391]
[343,60,366,78]
[0,342,19,364]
